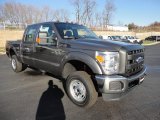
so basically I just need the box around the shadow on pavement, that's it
[23,70,43,76]
[36,80,66,120]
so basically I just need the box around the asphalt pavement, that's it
[0,44,160,120]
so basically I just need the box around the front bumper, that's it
[95,66,147,101]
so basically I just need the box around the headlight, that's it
[95,51,119,74]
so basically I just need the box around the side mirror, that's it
[52,34,58,46]
[52,33,58,41]
[26,34,33,40]
[27,34,33,38]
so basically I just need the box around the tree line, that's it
[0,2,70,25]
[128,21,160,32]
[0,0,115,29]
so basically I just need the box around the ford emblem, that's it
[136,57,143,63]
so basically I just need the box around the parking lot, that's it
[0,44,160,120]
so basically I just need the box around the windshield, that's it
[54,23,98,40]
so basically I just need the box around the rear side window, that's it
[24,26,37,43]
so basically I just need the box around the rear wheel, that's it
[11,55,27,72]
[66,71,98,108]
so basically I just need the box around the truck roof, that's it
[27,21,79,27]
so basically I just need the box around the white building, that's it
[107,25,128,31]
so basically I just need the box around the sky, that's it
[0,0,160,26]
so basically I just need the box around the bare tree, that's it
[41,6,55,22]
[54,9,70,22]
[103,0,116,28]
[62,9,70,22]
[15,3,25,24]
[2,2,15,24]
[2,2,22,24]
[70,0,83,23]
[94,12,103,28]
[82,0,96,26]
[71,0,96,26]
[0,4,5,22]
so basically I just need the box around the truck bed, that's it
[6,40,21,57]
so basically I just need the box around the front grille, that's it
[125,49,144,76]
[128,49,144,55]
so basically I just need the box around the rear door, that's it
[21,25,38,67]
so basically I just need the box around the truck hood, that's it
[67,39,144,52]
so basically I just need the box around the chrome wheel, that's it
[70,79,86,102]
[12,58,16,70]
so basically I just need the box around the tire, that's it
[11,55,27,72]
[66,71,98,108]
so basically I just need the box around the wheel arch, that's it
[9,47,21,62]
[61,52,103,78]
[61,52,103,92]
[9,48,16,57]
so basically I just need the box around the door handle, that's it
[24,48,31,52]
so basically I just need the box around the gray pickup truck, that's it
[6,22,146,108]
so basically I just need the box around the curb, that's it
[0,52,5,55]
[143,42,160,46]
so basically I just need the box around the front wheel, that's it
[11,55,27,72]
[66,71,98,108]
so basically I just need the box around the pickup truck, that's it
[6,22,146,108]
[123,36,143,44]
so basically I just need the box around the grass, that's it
[142,40,157,45]
[0,47,5,52]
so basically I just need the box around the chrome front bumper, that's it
[95,66,147,101]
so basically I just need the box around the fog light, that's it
[109,81,123,90]
[139,76,144,83]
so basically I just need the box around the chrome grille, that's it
[125,49,144,76]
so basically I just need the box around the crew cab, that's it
[6,22,146,108]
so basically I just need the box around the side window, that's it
[38,24,56,45]
[24,26,37,43]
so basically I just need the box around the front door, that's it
[34,23,62,74]
[21,25,38,67]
